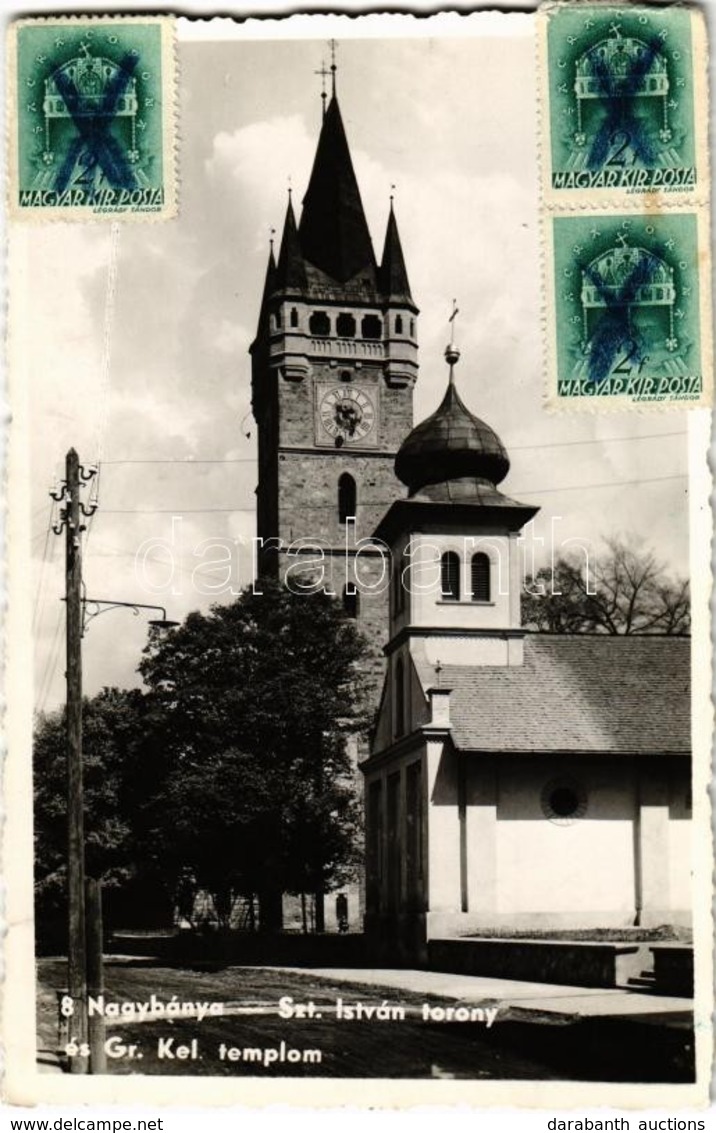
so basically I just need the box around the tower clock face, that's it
[318,386,377,445]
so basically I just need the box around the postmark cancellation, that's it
[538,3,709,207]
[544,209,712,409]
[7,16,176,221]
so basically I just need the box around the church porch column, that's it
[423,689,462,937]
[634,760,671,927]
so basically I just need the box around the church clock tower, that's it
[250,87,418,691]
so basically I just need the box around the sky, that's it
[15,16,691,713]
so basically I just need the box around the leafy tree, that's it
[522,536,690,636]
[138,579,371,931]
[33,687,148,938]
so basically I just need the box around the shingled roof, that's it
[420,635,690,755]
[299,96,377,284]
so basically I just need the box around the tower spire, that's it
[299,96,376,283]
[275,195,306,290]
[379,198,413,305]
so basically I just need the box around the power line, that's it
[98,428,687,467]
[32,499,57,636]
[37,607,64,712]
[96,472,688,515]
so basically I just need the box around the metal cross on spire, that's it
[445,300,461,377]
[449,298,460,345]
[314,58,330,117]
[329,39,338,97]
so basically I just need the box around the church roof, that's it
[395,355,511,498]
[298,96,377,284]
[421,635,690,755]
[379,204,413,305]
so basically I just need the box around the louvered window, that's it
[441,551,460,601]
[471,553,491,602]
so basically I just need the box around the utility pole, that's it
[50,449,175,1073]
[52,449,97,1073]
[66,448,87,1072]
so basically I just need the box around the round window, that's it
[541,778,587,825]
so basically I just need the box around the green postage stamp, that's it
[7,16,176,221]
[544,210,712,408]
[538,3,709,207]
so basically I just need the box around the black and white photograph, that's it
[4,7,712,1111]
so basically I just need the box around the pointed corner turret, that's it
[260,244,277,306]
[298,95,377,285]
[275,197,307,291]
[380,203,414,307]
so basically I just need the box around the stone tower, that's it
[250,92,418,696]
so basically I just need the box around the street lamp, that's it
[80,597,180,635]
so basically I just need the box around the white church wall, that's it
[492,758,637,926]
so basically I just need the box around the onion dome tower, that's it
[395,345,511,503]
[372,336,540,693]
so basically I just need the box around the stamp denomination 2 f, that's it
[8,17,176,221]
[540,4,707,204]
[546,211,712,408]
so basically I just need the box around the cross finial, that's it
[269,226,275,254]
[615,232,629,248]
[315,58,330,117]
[287,174,292,200]
[435,659,443,687]
[390,183,396,207]
[330,39,338,97]
[445,301,460,377]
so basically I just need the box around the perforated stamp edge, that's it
[542,205,713,412]
[6,15,177,224]
[536,2,710,213]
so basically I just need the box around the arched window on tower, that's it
[343,585,360,619]
[395,656,406,738]
[441,551,460,601]
[309,310,330,336]
[471,553,491,602]
[290,307,299,328]
[338,473,357,525]
[395,315,403,335]
[409,318,415,336]
[361,314,382,340]
[337,312,356,338]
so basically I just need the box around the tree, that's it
[33,687,150,942]
[522,536,690,636]
[138,579,372,931]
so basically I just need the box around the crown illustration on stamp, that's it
[573,28,672,146]
[41,43,140,165]
[580,239,679,353]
